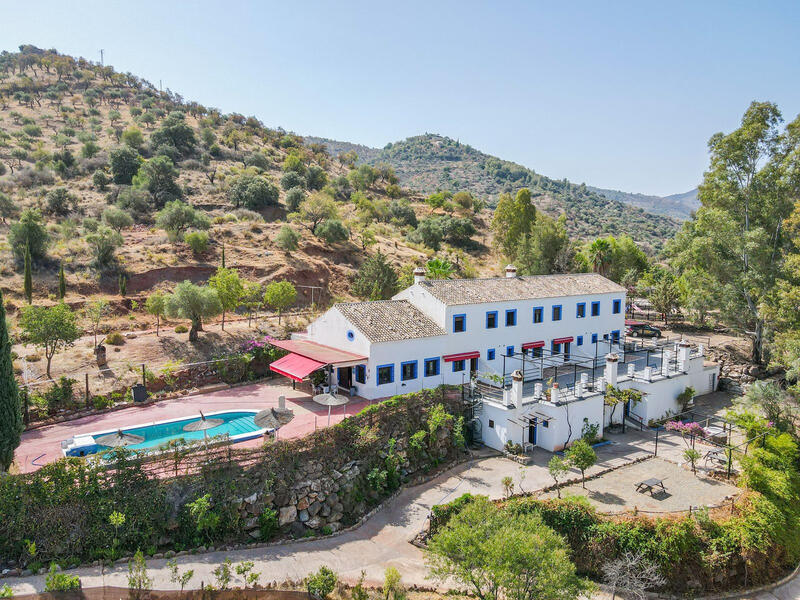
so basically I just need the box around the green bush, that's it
[184,231,210,255]
[92,395,115,410]
[258,507,279,540]
[44,564,81,591]
[105,332,125,346]
[174,325,188,333]
[306,566,338,599]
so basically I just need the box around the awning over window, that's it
[269,353,326,382]
[521,341,545,350]
[442,351,480,362]
[552,336,574,344]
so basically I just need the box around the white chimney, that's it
[550,382,560,404]
[505,264,517,278]
[503,370,524,407]
[677,340,691,368]
[627,363,635,378]
[605,353,619,387]
[413,266,426,284]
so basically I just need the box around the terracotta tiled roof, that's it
[335,300,446,343]
[415,273,625,305]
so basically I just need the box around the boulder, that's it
[278,505,297,526]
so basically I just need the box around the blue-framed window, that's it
[452,359,466,372]
[591,333,598,344]
[533,306,544,324]
[591,301,600,317]
[487,348,496,361]
[552,305,562,321]
[486,311,498,329]
[506,346,514,357]
[532,346,543,358]
[577,335,583,346]
[355,364,366,384]
[551,341,561,355]
[505,309,517,327]
[542,420,549,428]
[611,329,621,343]
[576,302,586,318]
[424,357,440,377]
[377,364,394,385]
[401,360,418,381]
[612,299,622,314]
[453,313,466,333]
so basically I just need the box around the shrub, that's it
[275,225,300,251]
[44,564,81,591]
[316,219,349,244]
[45,188,78,216]
[105,332,125,346]
[184,231,210,255]
[281,171,305,190]
[285,186,306,212]
[306,566,338,599]
[92,394,115,410]
[258,507,279,540]
[228,173,279,209]
[174,325,188,333]
[9,208,49,262]
[110,145,141,184]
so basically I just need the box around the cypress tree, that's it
[58,263,66,300]
[221,243,226,268]
[0,289,22,471]
[23,244,32,304]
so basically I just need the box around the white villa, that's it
[270,265,719,453]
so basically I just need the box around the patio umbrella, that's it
[96,429,144,447]
[182,410,223,432]
[312,393,349,426]
[254,407,295,431]
[182,411,224,446]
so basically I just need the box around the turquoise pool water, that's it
[97,411,261,452]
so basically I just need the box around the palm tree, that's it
[426,257,454,279]
[588,238,612,277]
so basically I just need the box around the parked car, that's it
[625,320,662,338]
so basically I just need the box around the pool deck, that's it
[14,380,373,474]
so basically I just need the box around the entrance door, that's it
[469,357,478,375]
[563,342,571,361]
[337,367,352,391]
[528,424,537,445]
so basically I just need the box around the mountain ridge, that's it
[308,133,681,249]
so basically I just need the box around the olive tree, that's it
[263,281,297,324]
[208,267,244,330]
[20,303,81,378]
[165,281,221,342]
[155,200,210,242]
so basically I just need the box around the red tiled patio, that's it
[13,380,373,474]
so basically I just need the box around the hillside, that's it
[308,134,680,250]
[0,46,507,343]
[589,186,699,220]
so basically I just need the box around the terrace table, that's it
[635,477,666,495]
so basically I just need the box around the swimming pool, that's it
[62,410,265,457]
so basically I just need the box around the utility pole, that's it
[100,49,104,66]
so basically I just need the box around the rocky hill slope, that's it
[589,186,699,219]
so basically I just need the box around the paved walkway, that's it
[14,381,372,473]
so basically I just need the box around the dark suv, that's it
[625,320,662,338]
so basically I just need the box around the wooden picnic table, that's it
[635,477,666,495]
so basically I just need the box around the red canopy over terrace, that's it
[552,336,574,344]
[267,337,367,382]
[269,353,326,382]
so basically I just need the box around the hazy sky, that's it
[2,1,799,196]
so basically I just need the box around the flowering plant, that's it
[665,420,706,437]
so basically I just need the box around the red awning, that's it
[521,341,545,350]
[269,353,326,382]
[552,336,574,344]
[442,351,480,362]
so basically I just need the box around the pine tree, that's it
[58,263,66,300]
[0,289,22,471]
[23,244,32,304]
[118,273,127,297]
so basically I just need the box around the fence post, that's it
[85,373,90,406]
[654,428,659,457]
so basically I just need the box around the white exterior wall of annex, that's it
[479,394,605,453]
